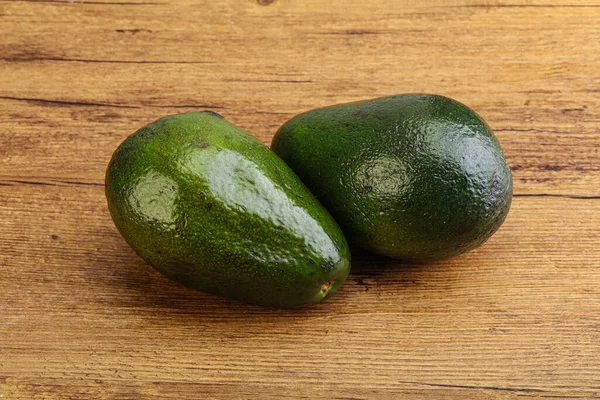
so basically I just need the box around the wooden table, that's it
[2,0,599,398]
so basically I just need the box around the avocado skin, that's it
[271,94,513,262]
[106,112,350,307]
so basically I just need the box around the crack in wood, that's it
[321,30,381,36]
[403,381,547,393]
[0,95,138,109]
[225,79,313,83]
[2,179,599,202]
[514,193,600,200]
[59,180,105,187]
[2,57,214,65]
[0,0,163,5]
[0,96,226,110]
[6,180,54,186]
[1,179,105,187]
[518,395,599,399]
[452,4,600,8]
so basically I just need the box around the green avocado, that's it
[106,112,350,307]
[272,94,513,262]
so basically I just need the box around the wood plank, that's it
[1,0,599,398]
[1,185,599,398]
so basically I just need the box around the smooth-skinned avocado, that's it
[272,94,513,262]
[106,111,351,307]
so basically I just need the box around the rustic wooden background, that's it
[1,0,599,398]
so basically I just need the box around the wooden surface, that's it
[1,0,599,398]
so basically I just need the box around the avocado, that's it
[271,94,513,262]
[106,112,350,307]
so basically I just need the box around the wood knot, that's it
[257,0,275,6]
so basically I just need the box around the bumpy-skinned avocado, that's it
[272,94,513,262]
[106,112,350,307]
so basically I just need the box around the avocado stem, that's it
[321,281,332,294]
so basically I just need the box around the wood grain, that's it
[1,0,599,398]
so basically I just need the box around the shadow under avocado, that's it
[86,223,467,335]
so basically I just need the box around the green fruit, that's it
[272,94,513,262]
[106,112,350,307]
